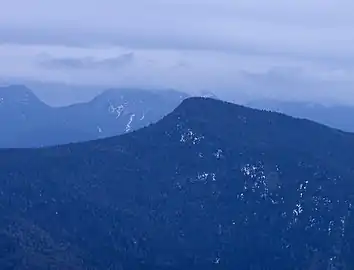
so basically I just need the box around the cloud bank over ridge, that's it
[1,0,354,104]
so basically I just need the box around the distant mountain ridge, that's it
[248,99,354,132]
[3,84,354,148]
[0,85,189,148]
[0,84,44,106]
[1,97,354,269]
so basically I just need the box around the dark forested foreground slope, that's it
[0,85,188,148]
[1,97,354,269]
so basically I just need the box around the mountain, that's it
[0,85,54,147]
[247,99,354,132]
[0,86,188,148]
[1,97,354,269]
[0,78,105,106]
[57,88,189,139]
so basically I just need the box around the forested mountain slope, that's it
[1,97,354,269]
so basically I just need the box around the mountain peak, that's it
[175,96,318,124]
[155,96,350,159]
[173,97,248,118]
[179,96,227,106]
[90,88,189,120]
[0,85,43,106]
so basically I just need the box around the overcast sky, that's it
[1,0,354,104]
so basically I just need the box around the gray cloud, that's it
[1,22,354,66]
[233,68,354,105]
[1,0,354,104]
[1,0,354,60]
[37,53,134,70]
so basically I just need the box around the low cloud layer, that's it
[1,0,354,104]
[38,53,134,70]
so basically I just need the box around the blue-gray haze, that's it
[1,0,354,104]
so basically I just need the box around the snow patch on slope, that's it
[180,129,204,145]
[108,103,125,118]
[125,114,135,133]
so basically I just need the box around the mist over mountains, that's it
[248,99,354,133]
